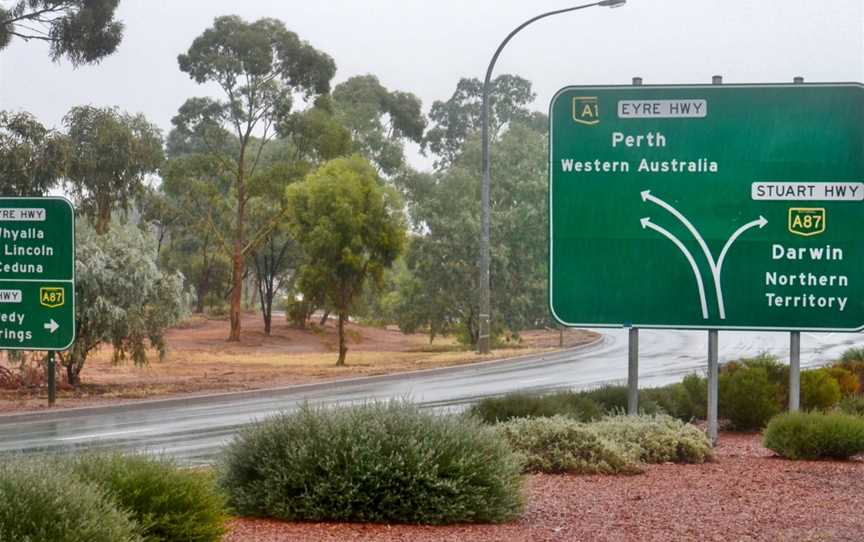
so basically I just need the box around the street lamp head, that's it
[599,0,627,7]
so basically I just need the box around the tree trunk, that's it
[65,360,79,387]
[228,156,246,342]
[319,310,330,326]
[336,312,347,366]
[95,203,111,235]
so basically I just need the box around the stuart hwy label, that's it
[549,83,864,331]
[0,197,75,349]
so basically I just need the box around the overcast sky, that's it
[1,0,862,170]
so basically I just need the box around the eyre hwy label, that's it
[549,83,864,331]
[0,197,75,349]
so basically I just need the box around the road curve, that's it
[0,328,861,464]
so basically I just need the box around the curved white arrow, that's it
[641,217,709,319]
[642,190,766,320]
[717,216,768,272]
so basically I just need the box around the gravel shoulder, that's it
[226,432,864,542]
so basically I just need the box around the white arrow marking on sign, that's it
[641,217,709,319]
[642,190,765,320]
[44,319,59,334]
[715,216,768,312]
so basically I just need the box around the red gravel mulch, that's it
[225,432,864,542]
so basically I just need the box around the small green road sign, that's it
[549,83,864,331]
[0,197,75,349]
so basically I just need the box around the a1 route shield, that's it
[0,197,75,349]
[549,83,864,331]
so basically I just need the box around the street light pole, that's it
[478,0,627,354]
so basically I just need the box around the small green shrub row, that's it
[468,390,603,424]
[495,414,711,475]
[470,350,861,432]
[0,455,227,542]
[763,411,864,460]
[219,400,524,525]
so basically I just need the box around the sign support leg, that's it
[707,329,719,445]
[627,327,639,415]
[47,351,56,407]
[789,331,801,411]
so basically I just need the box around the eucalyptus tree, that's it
[0,0,123,65]
[0,110,67,196]
[332,75,425,176]
[286,156,405,365]
[64,223,188,386]
[64,106,163,235]
[175,15,335,341]
[423,74,542,169]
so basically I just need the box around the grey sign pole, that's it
[707,329,719,444]
[628,326,639,414]
[789,331,801,411]
[786,76,805,412]
[705,74,723,445]
[625,77,643,416]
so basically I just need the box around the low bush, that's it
[837,394,864,416]
[0,459,141,542]
[69,454,227,542]
[763,411,864,460]
[800,369,842,411]
[592,414,712,464]
[219,401,524,524]
[640,383,690,419]
[496,416,641,474]
[468,391,602,423]
[719,365,782,430]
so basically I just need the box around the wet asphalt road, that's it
[0,328,861,464]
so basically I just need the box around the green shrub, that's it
[719,365,782,430]
[69,454,227,542]
[680,373,708,419]
[496,416,641,474]
[640,384,689,418]
[219,401,524,524]
[468,391,602,423]
[838,394,864,416]
[763,411,864,459]
[825,367,859,397]
[800,369,842,411]
[0,459,141,542]
[577,385,629,412]
[592,415,712,464]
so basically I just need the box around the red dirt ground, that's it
[225,432,864,542]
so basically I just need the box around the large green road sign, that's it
[549,83,864,331]
[0,197,75,349]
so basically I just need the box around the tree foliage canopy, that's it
[0,110,67,196]
[64,105,163,234]
[332,75,425,175]
[0,0,123,65]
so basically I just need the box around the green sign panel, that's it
[549,83,864,331]
[0,197,75,350]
